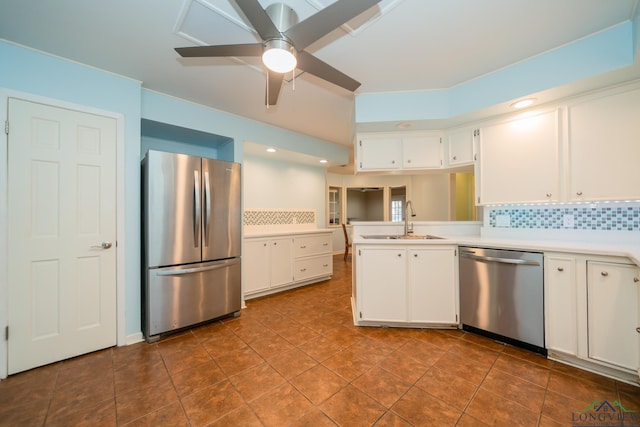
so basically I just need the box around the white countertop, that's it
[244,228,333,239]
[351,222,640,266]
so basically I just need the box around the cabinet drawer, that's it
[294,254,332,281]
[294,235,332,257]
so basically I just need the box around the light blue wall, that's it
[356,21,637,123]
[1,41,349,339]
[0,40,143,337]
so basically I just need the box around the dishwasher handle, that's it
[460,251,541,266]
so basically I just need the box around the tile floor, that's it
[1,255,639,426]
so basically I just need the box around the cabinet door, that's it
[270,238,293,288]
[567,87,640,201]
[408,247,457,324]
[244,239,270,294]
[478,110,560,204]
[357,247,407,322]
[357,137,401,170]
[402,136,441,169]
[447,129,474,166]
[544,255,578,356]
[587,261,639,371]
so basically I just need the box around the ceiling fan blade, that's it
[235,0,281,41]
[175,43,262,58]
[296,51,360,92]
[284,0,382,51]
[266,71,284,106]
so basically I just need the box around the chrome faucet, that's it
[404,200,416,236]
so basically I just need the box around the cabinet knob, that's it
[397,253,402,257]
[407,159,411,163]
[300,268,306,272]
[300,245,307,249]
[546,193,552,198]
[391,160,395,164]
[601,271,608,277]
[637,327,640,334]
[414,253,418,258]
[452,156,457,160]
[263,243,267,247]
[323,264,328,267]
[557,267,564,272]
[577,191,583,196]
[634,277,639,283]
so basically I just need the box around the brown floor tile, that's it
[413,329,460,350]
[181,379,244,427]
[391,386,462,426]
[114,357,171,395]
[433,350,492,385]
[396,338,446,366]
[378,349,431,384]
[465,388,539,427]
[448,339,502,365]
[461,331,507,352]
[0,364,58,406]
[547,370,617,403]
[492,353,551,387]
[249,382,315,427]
[120,402,189,426]
[503,345,554,368]
[205,404,263,427]
[541,389,600,426]
[249,334,296,360]
[200,330,248,359]
[48,374,114,417]
[373,411,413,426]
[170,359,226,397]
[115,380,179,425]
[268,347,318,380]
[321,385,386,427]
[0,397,49,426]
[291,408,339,426]
[44,397,116,427]
[277,323,321,347]
[299,334,346,362]
[414,366,478,411]
[291,364,347,405]
[480,368,546,412]
[322,349,377,382]
[158,335,212,375]
[455,413,491,427]
[229,362,286,401]
[212,345,264,377]
[112,342,161,371]
[352,366,412,408]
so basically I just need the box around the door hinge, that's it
[358,249,361,256]
[359,312,362,319]
[454,249,457,256]
[456,315,458,323]
[5,326,8,341]
[4,120,8,135]
[477,197,480,204]
[359,140,362,147]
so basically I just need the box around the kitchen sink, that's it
[361,234,444,240]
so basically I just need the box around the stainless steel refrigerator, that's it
[142,150,241,341]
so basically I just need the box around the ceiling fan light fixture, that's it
[262,39,297,73]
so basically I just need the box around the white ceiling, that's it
[0,0,638,147]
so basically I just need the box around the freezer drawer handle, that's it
[461,252,540,266]
[155,259,239,276]
[204,171,212,246]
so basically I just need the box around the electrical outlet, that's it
[496,214,511,227]
[563,214,575,228]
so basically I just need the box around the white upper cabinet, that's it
[477,109,560,205]
[446,128,475,167]
[402,135,442,169]
[566,85,640,202]
[357,136,402,171]
[356,133,442,172]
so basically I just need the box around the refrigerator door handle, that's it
[204,171,211,247]
[155,259,240,276]
[193,170,201,248]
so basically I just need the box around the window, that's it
[391,200,403,222]
[328,186,342,226]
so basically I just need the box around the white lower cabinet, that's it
[587,260,639,372]
[408,248,457,324]
[357,247,407,322]
[544,254,578,356]
[244,237,293,295]
[544,253,640,381]
[244,231,333,298]
[355,244,457,326]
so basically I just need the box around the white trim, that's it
[0,88,126,378]
[125,332,144,345]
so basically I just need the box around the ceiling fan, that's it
[175,0,383,106]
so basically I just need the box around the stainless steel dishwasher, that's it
[459,247,546,355]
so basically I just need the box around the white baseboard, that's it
[125,332,144,345]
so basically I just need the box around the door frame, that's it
[0,89,126,379]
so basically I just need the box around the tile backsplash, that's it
[244,209,316,226]
[488,204,640,231]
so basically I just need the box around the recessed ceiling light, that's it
[319,159,328,164]
[266,148,276,153]
[510,98,537,109]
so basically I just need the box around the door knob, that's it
[91,241,112,249]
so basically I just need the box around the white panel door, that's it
[7,98,117,374]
